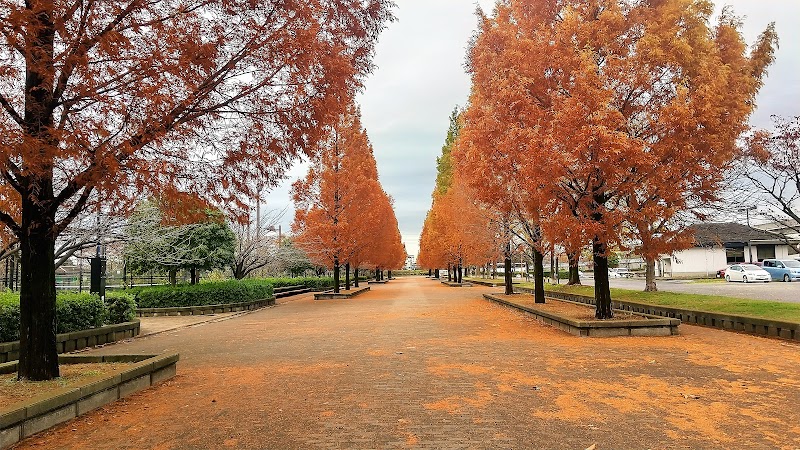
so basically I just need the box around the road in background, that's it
[576,277,800,303]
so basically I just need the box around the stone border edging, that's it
[0,353,179,448]
[0,321,141,364]
[525,288,800,342]
[314,286,370,300]
[441,281,473,287]
[136,297,275,317]
[483,294,679,337]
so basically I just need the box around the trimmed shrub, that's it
[135,279,274,308]
[105,292,137,324]
[0,293,20,342]
[0,292,109,342]
[260,276,335,291]
[55,293,106,334]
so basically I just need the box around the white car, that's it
[724,264,771,283]
[608,270,622,278]
[612,268,635,278]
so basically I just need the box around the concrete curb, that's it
[483,294,679,337]
[314,287,371,300]
[136,297,275,317]
[0,322,141,364]
[1,353,179,449]
[535,289,800,342]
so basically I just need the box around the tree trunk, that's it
[644,258,658,292]
[447,263,452,282]
[567,252,581,285]
[388,270,392,280]
[434,268,439,279]
[504,242,513,295]
[345,263,351,290]
[333,258,340,294]
[190,267,197,285]
[354,267,359,287]
[457,263,463,284]
[428,269,432,277]
[168,269,177,285]
[18,200,60,380]
[533,247,545,304]
[593,239,614,319]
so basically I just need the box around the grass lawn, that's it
[465,277,800,323]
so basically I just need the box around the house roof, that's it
[691,222,785,247]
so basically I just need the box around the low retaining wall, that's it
[0,321,141,364]
[484,294,679,337]
[314,286,370,300]
[1,353,179,448]
[521,288,800,342]
[441,281,473,287]
[136,297,274,317]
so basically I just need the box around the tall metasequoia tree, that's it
[292,105,398,293]
[0,0,392,380]
[419,109,496,285]
[462,0,776,318]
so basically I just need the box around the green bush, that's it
[55,293,106,334]
[253,277,335,291]
[105,292,137,324]
[0,292,108,342]
[0,293,20,342]
[135,279,274,308]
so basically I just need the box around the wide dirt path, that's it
[14,277,800,449]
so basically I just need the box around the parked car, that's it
[716,265,731,278]
[761,259,800,282]
[724,264,771,283]
[608,270,622,278]
[612,268,635,278]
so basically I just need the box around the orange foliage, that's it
[292,105,404,274]
[0,0,393,379]
[457,0,776,314]
[418,175,498,270]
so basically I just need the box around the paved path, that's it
[14,278,800,449]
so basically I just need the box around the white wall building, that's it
[658,222,799,278]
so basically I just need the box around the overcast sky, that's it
[265,0,800,259]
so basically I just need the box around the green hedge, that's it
[55,293,106,334]
[0,293,18,342]
[0,291,130,343]
[261,277,335,290]
[135,279,274,308]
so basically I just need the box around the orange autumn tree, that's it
[367,191,406,279]
[0,0,393,380]
[419,110,496,284]
[292,105,401,292]
[463,0,776,318]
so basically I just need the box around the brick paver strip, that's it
[13,278,800,449]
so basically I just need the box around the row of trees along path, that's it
[418,110,501,288]
[0,0,394,380]
[292,105,406,293]
[420,0,777,319]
